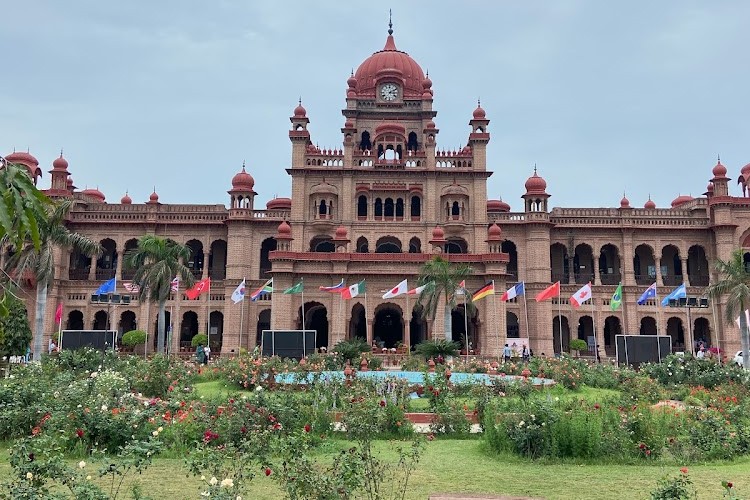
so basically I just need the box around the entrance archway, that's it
[577,316,594,344]
[349,303,366,340]
[666,317,685,350]
[307,303,329,348]
[93,310,108,330]
[410,305,426,347]
[506,312,520,338]
[119,310,137,333]
[640,316,657,335]
[694,317,710,347]
[552,316,570,355]
[452,304,479,352]
[373,304,403,348]
[603,316,621,350]
[256,309,271,346]
[67,310,84,330]
[180,311,199,346]
[209,311,223,351]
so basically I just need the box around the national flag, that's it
[231,279,246,304]
[319,279,346,293]
[94,278,116,295]
[610,283,623,311]
[250,278,273,301]
[283,281,304,294]
[455,280,466,296]
[637,283,657,305]
[54,303,63,325]
[341,280,366,300]
[123,282,141,293]
[186,278,211,300]
[535,281,560,302]
[407,283,430,295]
[736,310,750,329]
[382,279,408,299]
[661,283,687,306]
[569,282,592,309]
[500,282,525,302]
[170,277,180,292]
[472,282,495,302]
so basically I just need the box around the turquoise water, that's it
[275,370,554,386]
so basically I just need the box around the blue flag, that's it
[661,283,686,306]
[94,278,116,295]
[637,283,657,305]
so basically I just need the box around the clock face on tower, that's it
[380,83,399,101]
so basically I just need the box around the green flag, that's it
[610,283,623,311]
[283,281,304,294]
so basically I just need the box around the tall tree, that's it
[416,256,473,343]
[706,248,750,369]
[0,161,51,316]
[3,199,100,361]
[0,293,32,359]
[125,236,194,354]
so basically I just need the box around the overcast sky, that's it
[2,1,749,211]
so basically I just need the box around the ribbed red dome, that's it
[712,160,727,177]
[293,102,307,118]
[487,199,510,212]
[488,223,502,239]
[148,190,159,204]
[706,181,714,193]
[120,192,132,204]
[671,194,694,208]
[231,166,255,191]
[82,188,105,202]
[67,177,74,187]
[431,225,445,240]
[353,35,426,97]
[52,154,69,171]
[334,225,348,239]
[472,105,486,119]
[422,75,432,89]
[741,162,750,177]
[266,197,291,210]
[644,198,656,209]
[347,73,357,89]
[620,195,630,208]
[4,151,38,165]
[277,220,292,236]
[524,171,547,194]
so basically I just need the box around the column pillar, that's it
[201,253,209,280]
[115,251,123,280]
[656,259,664,287]
[681,258,689,286]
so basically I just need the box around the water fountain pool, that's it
[275,370,555,386]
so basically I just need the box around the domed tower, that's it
[274,220,293,251]
[4,150,42,185]
[228,162,256,210]
[289,100,311,169]
[48,150,71,197]
[469,100,490,173]
[486,222,503,253]
[522,167,550,213]
[709,156,729,197]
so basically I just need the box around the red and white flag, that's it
[382,279,408,299]
[569,282,593,308]
[170,277,180,292]
[186,278,211,300]
[455,279,466,296]
[407,283,430,295]
[123,282,141,293]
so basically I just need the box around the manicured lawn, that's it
[2,439,746,499]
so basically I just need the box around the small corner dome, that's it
[148,190,159,203]
[277,220,292,236]
[335,225,348,239]
[620,195,630,208]
[712,160,727,177]
[487,199,510,212]
[488,222,502,238]
[231,166,255,191]
[266,197,291,210]
[52,154,68,171]
[293,102,307,118]
[644,198,656,209]
[472,105,486,119]
[741,162,750,177]
[524,171,547,194]
[431,225,445,240]
[671,194,694,208]
[120,192,132,204]
[82,187,105,202]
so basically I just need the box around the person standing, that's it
[48,339,57,354]
[503,343,512,363]
[203,344,211,365]
[196,344,206,365]
[522,344,530,363]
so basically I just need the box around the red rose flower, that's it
[593,403,600,410]
[265,467,272,476]
[379,400,386,407]
[304,424,311,433]
[75,429,84,438]
[680,467,688,474]
[728,482,733,488]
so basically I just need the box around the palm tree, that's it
[416,256,473,343]
[0,160,51,317]
[3,199,100,361]
[706,249,750,369]
[125,235,194,354]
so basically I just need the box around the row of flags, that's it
[93,274,689,310]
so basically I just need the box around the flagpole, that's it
[301,278,306,333]
[168,305,173,357]
[271,278,275,331]
[364,282,370,346]
[239,277,245,354]
[493,280,500,358]
[57,310,63,351]
[655,283,662,338]
[406,285,410,351]
[558,286,563,356]
[206,279,211,352]
[522,282,530,346]
[590,283,598,363]
[463,287,469,361]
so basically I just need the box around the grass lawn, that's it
[2,439,747,499]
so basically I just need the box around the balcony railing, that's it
[96,268,116,280]
[599,272,621,285]
[190,268,203,279]
[574,272,594,284]
[635,274,656,286]
[68,268,90,280]
[551,272,570,284]
[688,274,709,287]
[662,275,684,287]
[209,268,226,280]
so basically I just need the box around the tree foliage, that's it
[416,256,473,342]
[121,330,147,347]
[0,294,32,357]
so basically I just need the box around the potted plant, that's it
[569,338,588,357]
[121,329,147,354]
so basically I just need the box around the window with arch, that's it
[410,196,421,218]
[384,198,394,217]
[451,201,460,219]
[360,131,371,151]
[409,237,421,253]
[407,132,418,152]
[357,195,368,218]
[444,238,468,254]
[375,236,402,253]
[374,198,383,218]
[356,237,369,253]
[310,236,335,253]
[395,198,404,218]
[318,200,328,216]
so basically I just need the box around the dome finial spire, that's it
[388,9,393,35]
[533,163,537,175]
[717,153,721,162]
[60,148,64,157]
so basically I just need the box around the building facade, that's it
[7,29,750,358]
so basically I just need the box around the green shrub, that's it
[414,339,460,360]
[191,333,208,347]
[121,330,147,347]
[569,339,588,352]
[332,337,371,363]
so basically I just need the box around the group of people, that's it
[502,343,532,363]
[195,344,211,365]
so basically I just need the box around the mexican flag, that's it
[341,280,366,300]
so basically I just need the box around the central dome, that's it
[354,34,426,97]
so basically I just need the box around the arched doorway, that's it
[452,304,479,353]
[640,316,657,335]
[67,310,84,330]
[349,303,366,341]
[256,309,271,346]
[180,311,199,347]
[209,311,223,351]
[119,310,137,334]
[666,317,685,350]
[577,316,594,343]
[603,316,621,352]
[502,240,519,280]
[633,244,656,286]
[552,316,570,355]
[506,312,520,338]
[307,303,329,348]
[93,310,108,330]
[259,238,277,277]
[373,304,403,348]
[410,305,426,347]
[693,317,710,348]
[153,310,172,350]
